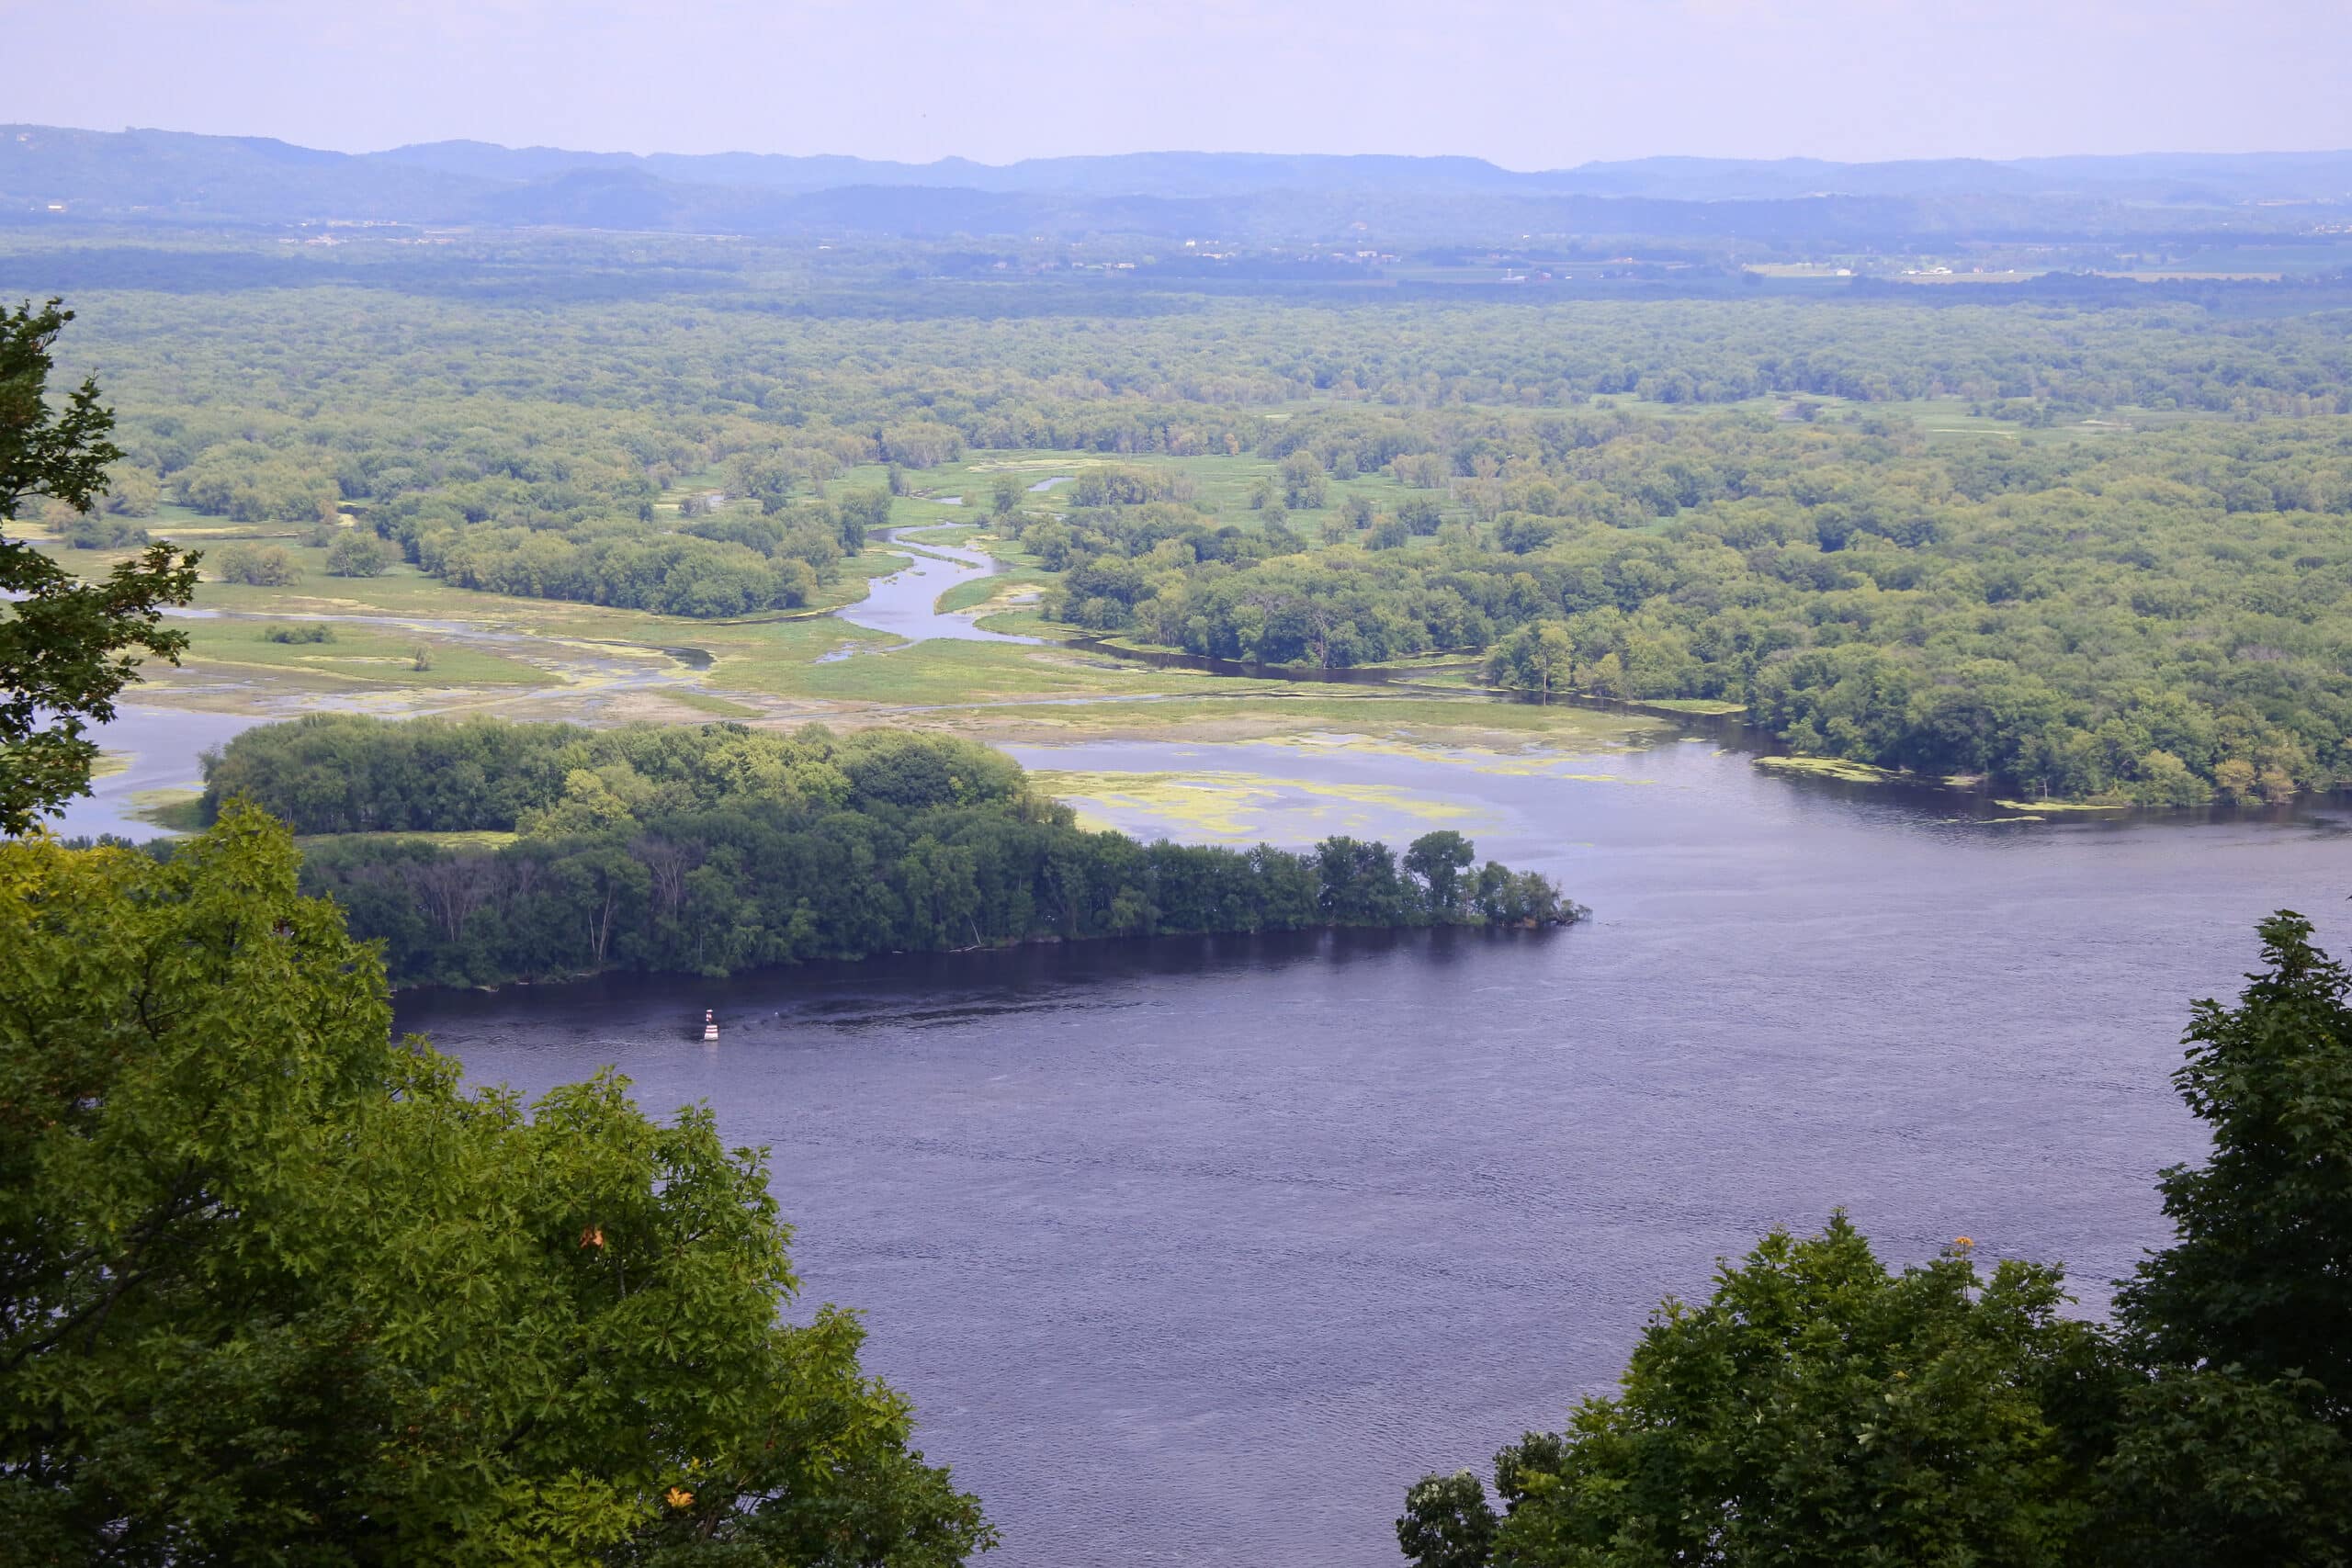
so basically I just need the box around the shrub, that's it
[62,513,149,549]
[214,543,301,587]
[325,531,392,577]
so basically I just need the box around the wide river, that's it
[392,734,2352,1568]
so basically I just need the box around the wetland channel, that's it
[835,526,1040,646]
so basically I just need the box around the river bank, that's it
[47,510,2329,845]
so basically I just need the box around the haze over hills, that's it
[371,141,2352,204]
[6,122,2352,243]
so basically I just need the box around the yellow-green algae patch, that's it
[1255,731,1658,783]
[295,829,522,852]
[921,694,1665,752]
[1753,754,1907,784]
[1994,797,2132,814]
[1640,698,1748,716]
[1029,769,1495,843]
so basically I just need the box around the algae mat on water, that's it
[1026,768,1498,845]
[1256,730,1660,783]
[916,694,1666,750]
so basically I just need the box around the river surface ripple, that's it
[396,739,2352,1568]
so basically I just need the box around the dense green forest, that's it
[199,716,1576,987]
[2,811,996,1562]
[1026,413,2352,802]
[16,234,2352,800]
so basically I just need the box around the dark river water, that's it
[394,737,2352,1568]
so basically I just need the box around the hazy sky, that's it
[8,0,2349,167]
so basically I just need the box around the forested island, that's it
[198,716,1577,988]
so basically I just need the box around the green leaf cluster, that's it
[2,299,198,834]
[0,808,993,1562]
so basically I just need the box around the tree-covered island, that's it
[198,714,1579,990]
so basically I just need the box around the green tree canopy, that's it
[1483,622,1575,699]
[2098,910,2352,1564]
[1400,1218,2103,1568]
[0,808,993,1562]
[2117,911,2352,1412]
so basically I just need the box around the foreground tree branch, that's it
[1,299,199,836]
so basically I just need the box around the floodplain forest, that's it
[21,241,2352,804]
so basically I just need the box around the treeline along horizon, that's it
[196,716,1576,988]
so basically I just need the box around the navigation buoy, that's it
[702,1009,718,1042]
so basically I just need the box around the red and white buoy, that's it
[702,1009,718,1042]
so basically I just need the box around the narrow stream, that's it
[834,527,1039,646]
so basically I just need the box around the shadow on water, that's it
[394,923,1556,1042]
